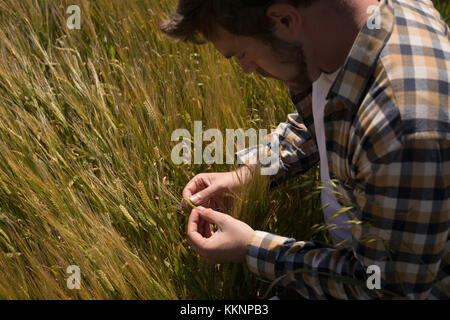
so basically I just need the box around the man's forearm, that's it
[232,164,254,188]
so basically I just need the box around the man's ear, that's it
[266,3,302,37]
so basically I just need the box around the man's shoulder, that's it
[381,0,450,76]
[388,0,449,37]
[357,0,450,142]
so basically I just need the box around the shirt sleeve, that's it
[236,91,320,189]
[246,136,449,299]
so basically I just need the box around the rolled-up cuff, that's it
[236,146,259,170]
[236,133,281,177]
[246,231,290,282]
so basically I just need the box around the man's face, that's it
[210,25,311,88]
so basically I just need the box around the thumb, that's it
[189,185,218,205]
[196,206,226,229]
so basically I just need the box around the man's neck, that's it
[302,0,380,78]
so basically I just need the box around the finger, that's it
[182,185,195,211]
[182,182,194,200]
[200,217,213,238]
[188,185,220,206]
[198,215,214,238]
[206,225,213,238]
[187,209,206,250]
[187,208,222,260]
[199,217,207,237]
[182,174,207,200]
[197,206,226,229]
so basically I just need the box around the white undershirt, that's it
[312,68,352,245]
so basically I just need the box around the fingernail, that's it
[197,206,205,212]
[189,194,200,204]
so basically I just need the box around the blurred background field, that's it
[0,0,447,299]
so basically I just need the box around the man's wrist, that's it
[245,230,259,262]
[232,165,253,187]
[245,231,292,281]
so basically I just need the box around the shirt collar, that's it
[326,0,394,112]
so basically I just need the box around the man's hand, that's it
[187,206,254,264]
[182,166,252,212]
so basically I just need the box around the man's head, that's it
[160,0,316,87]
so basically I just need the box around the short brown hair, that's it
[160,0,314,44]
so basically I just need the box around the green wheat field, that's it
[0,0,448,299]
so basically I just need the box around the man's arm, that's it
[236,90,320,188]
[183,90,317,208]
[246,136,449,299]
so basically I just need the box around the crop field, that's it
[0,0,448,299]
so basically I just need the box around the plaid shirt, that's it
[237,0,450,299]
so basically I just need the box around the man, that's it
[161,0,450,299]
